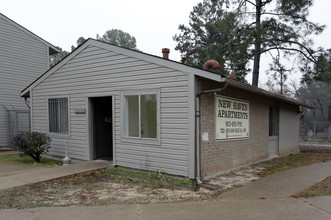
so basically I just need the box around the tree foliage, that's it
[49,47,70,67]
[11,132,52,162]
[236,0,324,86]
[174,0,324,86]
[299,48,331,129]
[301,48,331,83]
[96,29,137,49]
[264,57,292,94]
[296,81,331,122]
[71,36,87,51]
[52,29,137,66]
[173,0,250,82]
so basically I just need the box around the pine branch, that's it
[260,46,316,63]
[245,0,257,7]
[264,39,317,61]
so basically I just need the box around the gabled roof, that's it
[21,38,223,96]
[0,13,60,55]
[21,38,312,108]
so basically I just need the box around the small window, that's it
[48,98,69,134]
[124,94,157,139]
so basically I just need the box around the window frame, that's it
[121,90,160,144]
[47,96,70,136]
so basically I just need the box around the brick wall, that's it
[199,78,270,178]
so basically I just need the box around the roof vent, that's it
[203,60,220,71]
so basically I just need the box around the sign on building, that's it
[215,95,250,140]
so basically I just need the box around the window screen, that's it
[48,98,69,134]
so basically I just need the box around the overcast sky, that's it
[2,0,331,84]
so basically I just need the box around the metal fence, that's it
[300,121,331,143]
[1,104,30,148]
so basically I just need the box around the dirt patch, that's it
[0,168,220,209]
[203,166,264,190]
[0,166,265,209]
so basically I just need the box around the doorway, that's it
[90,96,113,160]
[269,106,279,158]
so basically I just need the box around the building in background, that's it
[0,13,59,147]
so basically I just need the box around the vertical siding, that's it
[0,16,48,146]
[32,46,191,177]
[279,105,300,155]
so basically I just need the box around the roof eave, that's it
[49,46,60,54]
[225,78,313,108]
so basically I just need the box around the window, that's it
[48,98,69,134]
[124,94,157,139]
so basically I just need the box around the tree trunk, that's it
[252,0,262,87]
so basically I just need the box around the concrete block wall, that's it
[199,78,270,178]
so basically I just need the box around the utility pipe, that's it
[195,82,228,184]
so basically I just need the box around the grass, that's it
[253,153,331,177]
[1,154,62,168]
[111,167,194,189]
[292,176,331,198]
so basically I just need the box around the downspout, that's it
[195,81,227,184]
[195,95,202,184]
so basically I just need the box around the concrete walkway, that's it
[0,150,111,190]
[0,153,330,219]
[221,160,331,199]
[1,198,330,220]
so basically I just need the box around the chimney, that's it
[231,72,236,80]
[181,56,186,64]
[162,48,170,59]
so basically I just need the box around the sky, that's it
[2,0,331,85]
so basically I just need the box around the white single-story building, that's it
[21,39,311,180]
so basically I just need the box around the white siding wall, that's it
[32,45,190,177]
[279,108,300,154]
[0,16,48,146]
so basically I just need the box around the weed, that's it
[292,176,331,198]
[149,169,168,181]
[253,153,331,177]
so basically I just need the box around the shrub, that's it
[11,131,51,162]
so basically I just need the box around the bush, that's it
[11,131,51,162]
